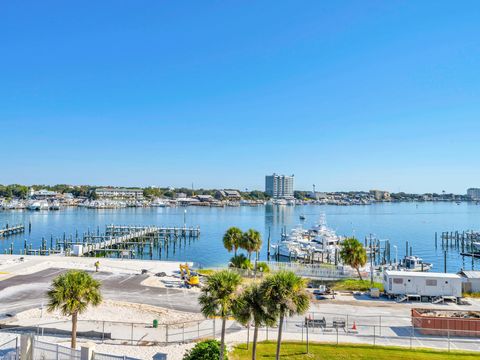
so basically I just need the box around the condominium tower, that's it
[265,174,294,198]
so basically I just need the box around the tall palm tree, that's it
[261,271,310,360]
[233,283,275,360]
[241,229,262,261]
[47,270,102,349]
[198,270,242,360]
[223,227,243,256]
[339,237,367,280]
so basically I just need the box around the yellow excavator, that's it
[179,263,200,287]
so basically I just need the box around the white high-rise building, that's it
[467,188,480,200]
[265,174,294,198]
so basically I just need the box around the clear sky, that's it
[1,1,479,193]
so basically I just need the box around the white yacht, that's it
[272,216,343,260]
[27,200,49,210]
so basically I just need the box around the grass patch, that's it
[197,269,215,276]
[463,292,480,298]
[330,279,384,292]
[230,342,478,360]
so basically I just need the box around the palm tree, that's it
[241,229,262,261]
[233,283,275,360]
[261,271,310,360]
[229,254,253,270]
[198,270,242,360]
[223,227,243,256]
[47,270,102,349]
[339,237,367,280]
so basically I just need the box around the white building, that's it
[458,270,480,293]
[95,188,144,200]
[383,271,463,299]
[467,188,480,200]
[265,174,294,199]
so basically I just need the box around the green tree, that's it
[261,271,310,360]
[241,229,262,261]
[198,270,242,360]
[47,270,102,349]
[233,283,275,360]
[223,227,243,256]
[339,237,367,280]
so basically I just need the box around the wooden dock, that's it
[0,224,24,237]
[24,224,200,258]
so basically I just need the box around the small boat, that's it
[299,214,306,221]
[472,241,480,253]
[399,255,433,272]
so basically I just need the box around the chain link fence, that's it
[1,314,479,353]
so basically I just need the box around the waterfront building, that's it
[467,188,480,200]
[265,174,294,199]
[215,190,241,200]
[370,189,391,201]
[94,188,144,200]
[29,189,59,200]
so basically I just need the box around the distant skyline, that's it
[1,1,480,193]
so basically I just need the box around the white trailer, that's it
[383,270,463,302]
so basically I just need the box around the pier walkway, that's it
[0,224,24,238]
[23,224,200,257]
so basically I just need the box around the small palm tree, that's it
[339,237,367,280]
[241,229,262,261]
[198,270,242,360]
[223,227,243,256]
[233,283,275,360]
[47,270,102,349]
[261,271,310,360]
[229,254,253,270]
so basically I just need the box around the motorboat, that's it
[398,255,433,272]
[27,200,49,210]
[49,201,61,210]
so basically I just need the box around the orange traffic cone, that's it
[352,321,357,331]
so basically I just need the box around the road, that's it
[0,268,201,318]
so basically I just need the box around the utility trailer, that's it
[383,270,462,302]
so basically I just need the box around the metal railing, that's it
[0,337,19,360]
[33,338,81,360]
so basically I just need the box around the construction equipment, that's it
[179,263,200,287]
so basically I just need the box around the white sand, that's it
[14,300,203,325]
[0,255,194,280]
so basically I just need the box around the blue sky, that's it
[1,1,479,193]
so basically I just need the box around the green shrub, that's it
[229,254,252,270]
[183,340,227,360]
[255,261,270,273]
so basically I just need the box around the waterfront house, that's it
[215,190,242,200]
[196,195,214,203]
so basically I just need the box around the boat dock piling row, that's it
[9,224,200,258]
[437,230,479,269]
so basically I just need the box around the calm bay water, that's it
[0,202,479,272]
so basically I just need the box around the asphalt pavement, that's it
[0,268,201,318]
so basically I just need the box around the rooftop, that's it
[385,270,461,279]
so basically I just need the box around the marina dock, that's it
[0,224,25,237]
[18,224,200,258]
